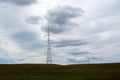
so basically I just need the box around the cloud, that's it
[26,16,43,24]
[43,6,84,34]
[53,39,89,47]
[68,52,89,56]
[0,0,37,6]
[11,31,44,50]
[67,59,88,63]
[0,0,120,64]
[89,56,102,60]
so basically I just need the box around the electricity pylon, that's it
[46,26,52,64]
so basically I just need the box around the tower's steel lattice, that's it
[46,26,52,64]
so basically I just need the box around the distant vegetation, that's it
[0,63,120,80]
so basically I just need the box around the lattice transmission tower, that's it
[46,26,52,64]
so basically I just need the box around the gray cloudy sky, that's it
[0,0,120,64]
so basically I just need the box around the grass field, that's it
[0,63,120,80]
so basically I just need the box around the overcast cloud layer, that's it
[0,0,37,6]
[0,0,120,64]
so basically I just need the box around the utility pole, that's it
[46,26,52,64]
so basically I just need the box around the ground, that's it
[0,63,120,80]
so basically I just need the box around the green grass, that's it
[0,63,120,80]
